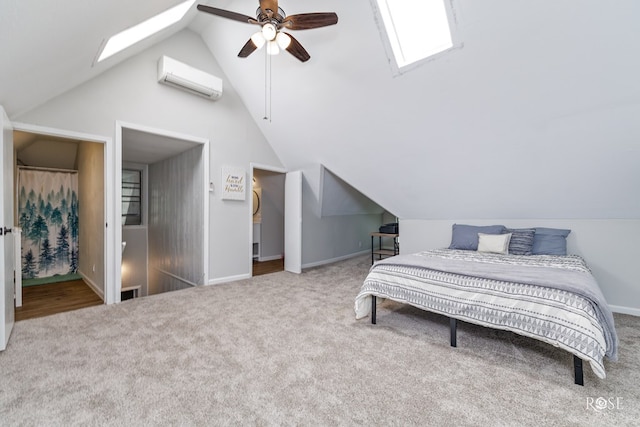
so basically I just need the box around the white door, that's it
[284,170,302,274]
[0,106,15,351]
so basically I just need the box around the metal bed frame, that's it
[370,295,584,386]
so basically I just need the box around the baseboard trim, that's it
[609,305,640,317]
[77,270,105,300]
[258,255,283,262]
[302,249,370,270]
[208,273,251,286]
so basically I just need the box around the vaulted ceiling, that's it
[2,0,639,220]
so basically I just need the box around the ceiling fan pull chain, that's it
[262,47,273,122]
[269,53,273,123]
[263,46,269,120]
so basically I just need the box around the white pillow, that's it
[477,233,512,254]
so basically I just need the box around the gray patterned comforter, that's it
[355,249,618,379]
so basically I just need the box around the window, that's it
[96,0,195,63]
[374,0,457,72]
[122,169,142,226]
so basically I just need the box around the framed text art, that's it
[221,166,246,200]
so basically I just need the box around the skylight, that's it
[97,0,195,63]
[375,0,454,70]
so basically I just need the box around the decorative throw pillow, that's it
[532,227,571,255]
[505,228,535,255]
[477,233,512,254]
[449,224,506,251]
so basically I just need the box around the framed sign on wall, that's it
[221,166,246,200]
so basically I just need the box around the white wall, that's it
[76,141,104,297]
[296,165,385,267]
[400,219,640,315]
[14,29,284,284]
[320,167,384,217]
[301,172,382,267]
[148,145,204,294]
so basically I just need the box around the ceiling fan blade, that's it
[283,33,310,62]
[282,13,338,30]
[259,0,279,17]
[238,38,259,58]
[197,5,258,24]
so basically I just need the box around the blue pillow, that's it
[449,224,506,251]
[505,228,535,255]
[532,227,571,255]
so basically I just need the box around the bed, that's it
[354,226,619,385]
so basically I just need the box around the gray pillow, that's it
[532,227,571,255]
[505,228,535,255]
[449,224,506,251]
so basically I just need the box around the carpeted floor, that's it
[0,255,638,426]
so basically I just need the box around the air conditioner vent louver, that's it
[157,56,222,100]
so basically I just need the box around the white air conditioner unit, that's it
[157,55,222,100]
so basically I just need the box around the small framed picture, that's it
[221,166,246,200]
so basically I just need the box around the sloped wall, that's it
[200,1,640,220]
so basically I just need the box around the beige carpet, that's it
[1,255,638,426]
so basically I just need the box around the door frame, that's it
[115,121,210,302]
[250,164,286,271]
[12,121,114,302]
[249,164,302,275]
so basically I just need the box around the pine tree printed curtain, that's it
[18,169,79,282]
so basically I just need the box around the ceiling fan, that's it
[197,1,338,62]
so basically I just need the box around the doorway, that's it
[117,122,209,300]
[251,167,286,276]
[12,127,108,319]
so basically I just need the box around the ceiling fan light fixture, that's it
[261,23,277,41]
[267,40,280,55]
[251,31,266,49]
[276,32,291,50]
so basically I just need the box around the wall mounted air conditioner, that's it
[157,55,223,100]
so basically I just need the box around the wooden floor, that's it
[15,279,103,321]
[253,258,285,276]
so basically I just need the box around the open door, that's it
[0,106,15,351]
[284,171,302,274]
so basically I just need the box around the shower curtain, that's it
[18,168,79,283]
